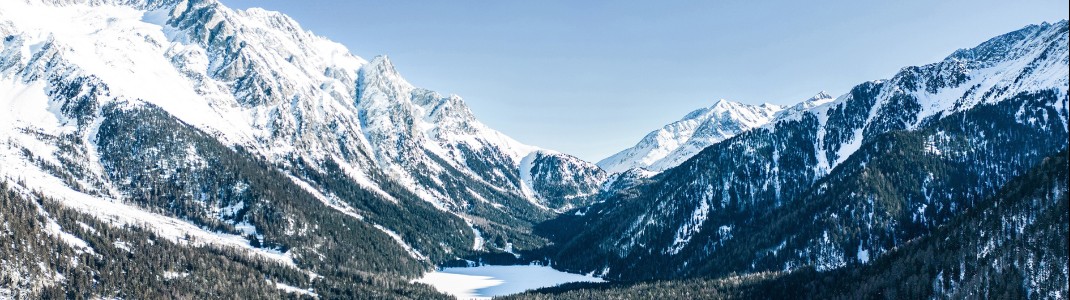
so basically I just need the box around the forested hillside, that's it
[536,21,1068,281]
[509,151,1068,299]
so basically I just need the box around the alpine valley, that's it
[0,0,1066,299]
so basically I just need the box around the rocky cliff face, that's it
[0,0,607,295]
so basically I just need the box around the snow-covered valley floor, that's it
[414,265,604,299]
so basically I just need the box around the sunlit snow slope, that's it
[0,0,606,275]
[598,99,789,174]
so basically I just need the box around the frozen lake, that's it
[414,265,604,299]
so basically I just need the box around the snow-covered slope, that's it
[598,99,785,174]
[521,151,608,210]
[354,55,604,212]
[0,0,604,268]
[546,20,1070,281]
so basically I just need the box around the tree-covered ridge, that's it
[746,151,1069,299]
[532,20,1067,280]
[506,150,1068,299]
[0,181,452,299]
[538,86,1067,281]
[0,0,1065,298]
[1,0,607,266]
[93,101,466,275]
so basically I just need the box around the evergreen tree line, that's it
[508,150,1068,299]
[0,180,455,299]
[534,88,1068,282]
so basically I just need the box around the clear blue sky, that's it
[223,0,1067,162]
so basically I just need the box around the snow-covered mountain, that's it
[354,55,605,213]
[2,0,1066,297]
[521,151,608,210]
[544,20,1069,281]
[774,91,836,118]
[0,0,606,291]
[598,99,787,174]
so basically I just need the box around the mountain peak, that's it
[2,0,613,277]
[809,91,833,101]
[709,99,743,111]
[944,19,1065,65]
[368,55,397,74]
[359,55,412,92]
[775,91,836,117]
[598,98,782,174]
[239,6,303,32]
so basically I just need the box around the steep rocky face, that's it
[541,21,1069,281]
[522,151,608,210]
[0,0,608,292]
[600,167,657,194]
[598,99,784,174]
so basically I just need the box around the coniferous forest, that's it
[1,0,1067,299]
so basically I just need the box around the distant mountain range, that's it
[1,0,1065,298]
[599,98,788,174]
[539,19,1068,285]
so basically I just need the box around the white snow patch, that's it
[517,151,550,210]
[462,217,485,251]
[372,224,427,261]
[113,241,131,252]
[271,280,318,297]
[162,271,189,280]
[45,218,95,255]
[0,155,295,266]
[283,174,364,220]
